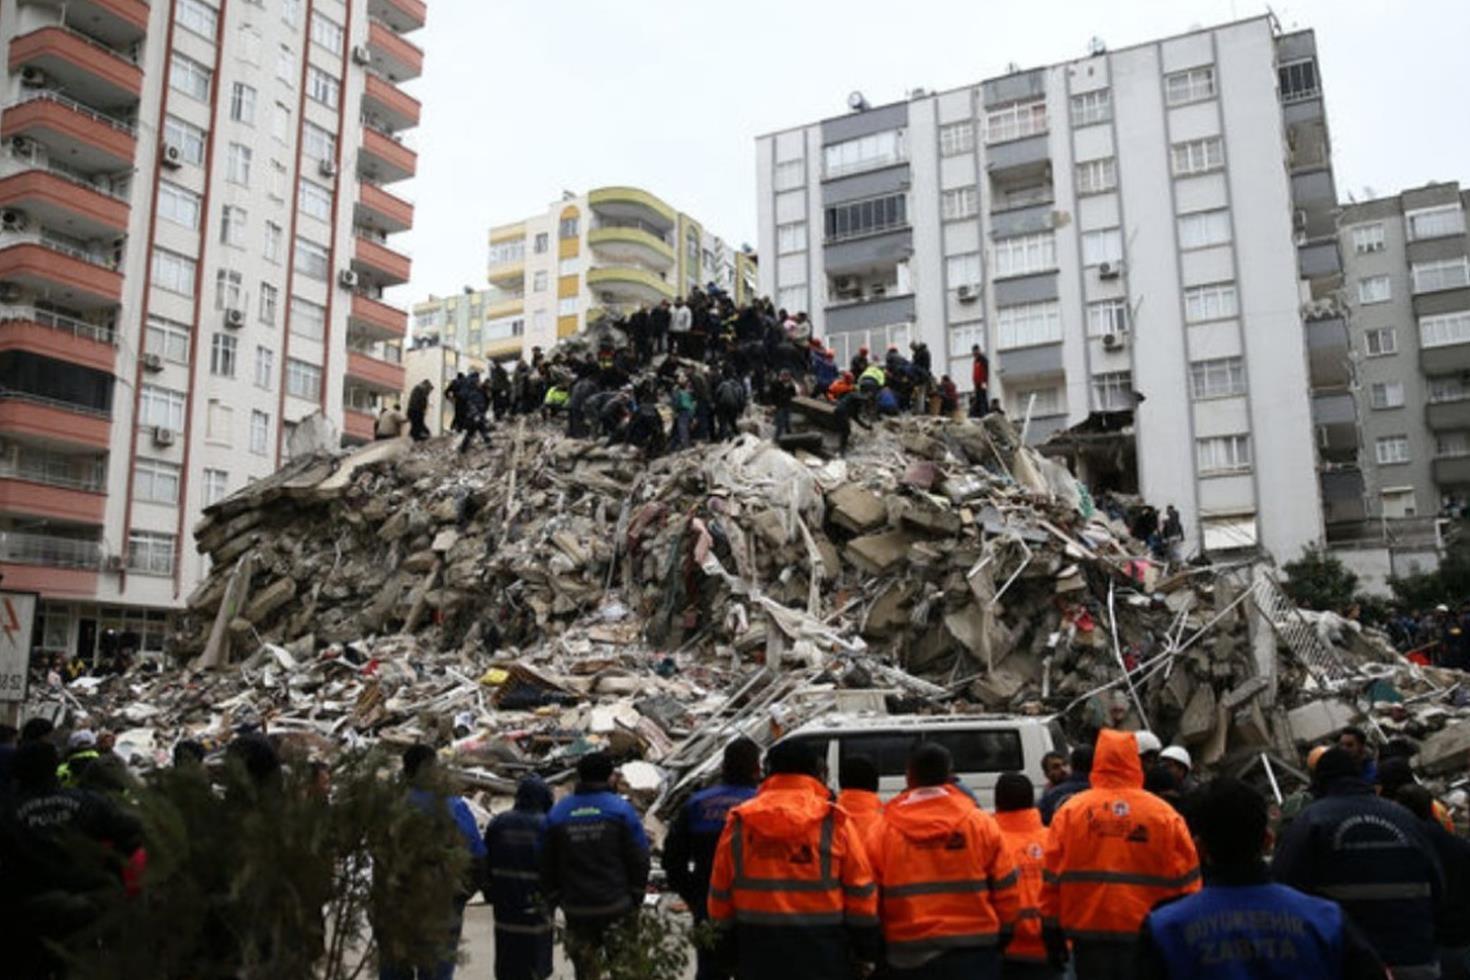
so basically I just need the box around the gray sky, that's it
[396,0,1469,302]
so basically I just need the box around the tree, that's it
[1390,520,1470,609]
[1282,547,1359,611]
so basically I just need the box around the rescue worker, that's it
[826,370,857,402]
[971,345,990,415]
[375,403,407,439]
[407,379,434,441]
[57,729,100,787]
[1393,784,1470,980]
[541,752,650,980]
[483,775,555,980]
[1041,730,1201,979]
[835,755,884,852]
[868,743,1019,979]
[858,361,886,396]
[1157,746,1195,794]
[1138,778,1388,980]
[707,739,879,980]
[850,346,870,378]
[766,370,797,439]
[994,773,1058,980]
[662,738,762,980]
[1272,747,1443,980]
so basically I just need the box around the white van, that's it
[777,713,1067,811]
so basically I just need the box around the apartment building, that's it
[486,187,757,353]
[755,16,1336,565]
[411,287,523,365]
[0,0,425,661]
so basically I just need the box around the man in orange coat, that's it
[994,772,1060,980]
[707,740,879,980]
[1040,729,1200,980]
[868,743,1020,979]
[836,755,884,855]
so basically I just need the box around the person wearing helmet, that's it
[1158,746,1195,794]
[1134,731,1163,771]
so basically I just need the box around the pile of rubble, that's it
[44,411,1470,821]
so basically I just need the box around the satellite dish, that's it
[848,91,870,112]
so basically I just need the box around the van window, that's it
[928,730,1024,773]
[786,735,832,773]
[839,733,919,777]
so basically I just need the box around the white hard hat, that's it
[1160,745,1192,771]
[67,729,97,751]
[1134,731,1163,755]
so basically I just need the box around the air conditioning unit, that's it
[1098,261,1122,280]
[142,352,164,372]
[9,136,33,159]
[338,268,360,289]
[104,554,126,572]
[161,142,184,168]
[319,158,338,178]
[20,66,47,88]
[1102,332,1126,351]
[152,426,176,447]
[224,308,245,328]
[1,209,27,232]
[957,284,977,302]
[351,44,372,65]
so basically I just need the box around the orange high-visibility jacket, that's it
[1041,730,1201,941]
[995,807,1049,963]
[837,789,884,858]
[707,773,878,931]
[868,783,1020,962]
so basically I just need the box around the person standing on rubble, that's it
[662,738,762,980]
[1040,730,1201,979]
[541,752,650,980]
[670,297,693,357]
[766,370,797,439]
[457,372,494,453]
[1336,727,1378,784]
[994,773,1059,980]
[407,379,434,442]
[483,775,555,980]
[971,345,990,417]
[707,739,879,980]
[376,403,408,440]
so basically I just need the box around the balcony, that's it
[355,180,413,234]
[343,407,375,444]
[588,186,677,232]
[1304,315,1350,388]
[0,476,104,523]
[346,350,405,393]
[487,260,525,288]
[1428,399,1470,431]
[986,135,1051,181]
[352,234,412,286]
[0,238,123,308]
[0,169,129,237]
[367,19,423,81]
[363,72,421,131]
[349,292,407,341]
[57,0,150,46]
[587,265,675,305]
[1422,343,1470,377]
[485,296,524,319]
[1,93,137,170]
[0,389,111,449]
[0,528,101,569]
[368,0,426,33]
[359,125,417,184]
[0,306,116,373]
[9,27,143,109]
[1435,456,1470,487]
[589,222,675,269]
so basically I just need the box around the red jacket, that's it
[972,353,989,388]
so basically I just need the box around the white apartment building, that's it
[0,0,424,661]
[756,16,1333,564]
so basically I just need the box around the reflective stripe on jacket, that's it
[859,365,886,388]
[1041,730,1201,941]
[995,807,1049,963]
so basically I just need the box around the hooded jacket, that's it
[1041,730,1201,943]
[541,781,649,921]
[835,789,883,858]
[661,781,758,917]
[484,777,554,929]
[995,807,1049,964]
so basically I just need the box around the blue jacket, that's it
[541,782,650,921]
[1038,773,1088,825]
[1271,777,1442,974]
[660,782,757,916]
[484,777,554,929]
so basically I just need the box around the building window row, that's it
[1092,371,1133,412]
[286,358,322,400]
[488,240,525,266]
[1010,384,1066,417]
[1358,275,1391,305]
[1197,433,1251,474]
[140,384,187,431]
[1420,311,1470,349]
[939,121,975,158]
[1411,257,1470,294]
[942,187,978,222]
[1171,137,1223,177]
[1081,228,1123,267]
[1185,282,1238,323]
[1406,205,1464,242]
[777,221,808,255]
[1165,66,1216,106]
[825,193,907,242]
[1430,377,1467,404]
[1087,299,1128,338]
[985,100,1047,144]
[1076,157,1117,195]
[996,300,1061,350]
[1375,435,1411,466]
[1278,59,1319,102]
[823,130,906,179]
[993,232,1055,278]
[774,158,806,191]
[1177,208,1232,250]
[1189,356,1246,400]
[1351,223,1386,254]
[1070,90,1111,127]
[128,531,176,577]
[1369,381,1405,410]
[1363,327,1396,356]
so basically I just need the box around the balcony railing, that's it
[591,216,671,244]
[6,148,132,202]
[0,529,101,568]
[2,230,120,269]
[0,386,111,419]
[0,305,117,345]
[0,455,105,492]
[9,90,136,136]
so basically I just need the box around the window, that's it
[1087,299,1128,338]
[1407,206,1465,242]
[777,222,808,254]
[293,237,329,281]
[533,271,548,292]
[272,102,290,142]
[1190,357,1246,399]
[558,297,578,317]
[985,101,1047,143]
[777,285,808,314]
[133,459,181,505]
[282,0,300,25]
[774,158,805,190]
[939,121,975,157]
[209,333,237,377]
[1076,158,1117,195]
[157,182,201,229]
[533,232,549,254]
[215,269,244,311]
[1091,371,1134,411]
[240,25,262,64]
[823,130,906,178]
[303,123,336,161]
[226,143,252,186]
[230,83,257,125]
[1184,282,1238,322]
[174,0,218,38]
[254,346,274,388]
[1358,275,1391,305]
[289,296,326,340]
[203,469,229,506]
[1381,488,1418,519]
[825,193,907,241]
[170,53,212,101]
[152,249,196,296]
[487,240,525,266]
[1071,90,1111,126]
[557,257,579,277]
[310,10,343,50]
[276,45,294,83]
[1197,434,1252,474]
[994,233,1056,277]
[946,252,982,290]
[269,161,287,200]
[1352,224,1385,254]
[1369,381,1405,409]
[250,410,270,454]
[145,316,190,364]
[1420,311,1470,349]
[996,301,1061,349]
[1171,137,1224,176]
[286,359,321,400]
[127,531,176,576]
[1177,209,1232,249]
[1412,258,1470,294]
[1375,435,1410,465]
[1008,384,1066,417]
[1438,432,1470,458]
[299,180,332,221]
[1429,378,1466,404]
[264,223,283,265]
[163,116,206,165]
[220,205,247,247]
[1166,66,1216,105]
[949,321,986,359]
[139,384,187,430]
[1081,227,1123,266]
[307,66,340,109]
[1278,59,1319,102]
[941,187,978,221]
[558,216,579,239]
[1364,327,1396,356]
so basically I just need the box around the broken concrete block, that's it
[844,529,913,575]
[242,577,296,625]
[431,528,460,554]
[1284,699,1360,745]
[1178,683,1218,744]
[901,503,961,536]
[1419,724,1470,775]
[827,485,887,534]
[377,508,412,542]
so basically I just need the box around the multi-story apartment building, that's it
[756,16,1338,565]
[411,287,523,366]
[0,0,425,661]
[486,187,757,354]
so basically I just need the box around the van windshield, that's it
[837,729,1024,777]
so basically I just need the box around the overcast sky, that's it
[395,0,1468,302]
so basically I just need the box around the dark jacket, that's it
[540,782,650,921]
[1038,773,1089,825]
[766,378,796,409]
[484,778,554,930]
[408,382,431,416]
[1271,776,1442,974]
[407,786,487,903]
[661,782,757,918]
[1422,816,1470,948]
